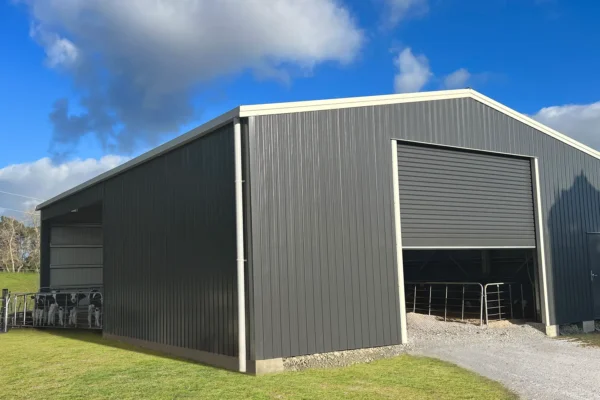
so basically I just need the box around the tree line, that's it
[0,213,40,273]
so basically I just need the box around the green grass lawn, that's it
[0,272,515,399]
[0,272,39,293]
[0,330,515,400]
[562,332,600,348]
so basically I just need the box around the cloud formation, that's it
[384,0,429,27]
[532,102,600,150]
[27,0,363,157]
[393,48,432,93]
[443,68,471,89]
[0,156,127,218]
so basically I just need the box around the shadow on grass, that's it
[39,329,235,372]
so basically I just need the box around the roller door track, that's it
[396,143,536,249]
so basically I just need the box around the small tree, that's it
[0,211,40,273]
[0,216,19,272]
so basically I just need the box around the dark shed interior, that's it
[403,249,540,322]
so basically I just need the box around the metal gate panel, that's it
[397,143,536,248]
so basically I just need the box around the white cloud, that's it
[393,48,432,93]
[0,156,128,218]
[384,0,429,26]
[532,102,600,150]
[443,68,471,89]
[26,0,363,156]
[30,25,79,68]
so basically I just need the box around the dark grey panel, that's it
[397,143,536,248]
[50,268,103,288]
[41,185,103,220]
[103,123,237,357]
[250,97,600,359]
[50,247,103,266]
[51,226,102,246]
[588,234,600,319]
[250,110,399,359]
[49,225,104,288]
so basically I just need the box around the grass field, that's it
[0,273,515,399]
[563,332,600,348]
[0,272,39,293]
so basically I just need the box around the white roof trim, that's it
[37,89,600,211]
[240,88,600,161]
[467,90,600,160]
[239,89,472,117]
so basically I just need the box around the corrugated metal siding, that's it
[103,123,238,356]
[250,97,600,359]
[49,224,103,289]
[397,143,536,248]
[249,111,400,359]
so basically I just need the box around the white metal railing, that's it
[405,281,484,325]
[483,282,530,324]
[405,281,532,326]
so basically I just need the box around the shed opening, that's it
[403,249,540,325]
[44,202,103,292]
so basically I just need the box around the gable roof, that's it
[37,89,600,210]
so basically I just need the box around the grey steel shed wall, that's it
[396,142,536,248]
[102,123,238,356]
[249,97,600,359]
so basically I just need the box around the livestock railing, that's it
[1,288,103,332]
[405,281,532,326]
[484,282,531,324]
[405,281,484,325]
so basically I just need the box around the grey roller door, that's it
[397,143,536,248]
[49,224,103,289]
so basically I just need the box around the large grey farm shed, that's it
[36,89,600,373]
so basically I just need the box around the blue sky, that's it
[0,0,599,217]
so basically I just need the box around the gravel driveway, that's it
[406,313,600,400]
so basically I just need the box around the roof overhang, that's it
[37,89,600,211]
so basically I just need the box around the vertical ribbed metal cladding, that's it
[250,97,600,359]
[250,109,400,359]
[103,123,238,356]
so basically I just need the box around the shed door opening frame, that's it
[390,139,552,344]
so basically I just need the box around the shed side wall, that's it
[103,124,238,356]
[249,97,600,359]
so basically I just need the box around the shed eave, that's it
[36,107,240,211]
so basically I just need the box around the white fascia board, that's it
[36,107,240,210]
